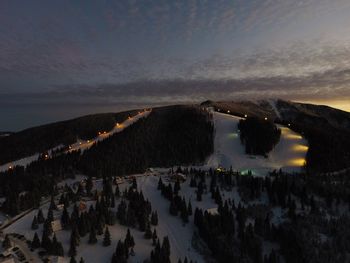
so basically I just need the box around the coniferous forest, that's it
[0,105,214,216]
[238,117,281,156]
[0,110,138,165]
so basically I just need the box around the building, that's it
[51,220,62,232]
[0,254,15,263]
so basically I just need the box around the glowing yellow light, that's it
[264,117,268,121]
[292,145,309,152]
[244,114,248,118]
[79,142,82,145]
[69,146,72,149]
[227,110,230,113]
[9,166,12,169]
[288,123,291,127]
[288,158,306,166]
[285,134,303,140]
[98,132,101,135]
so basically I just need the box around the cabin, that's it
[170,173,186,182]
[0,254,15,263]
[206,208,219,215]
[51,220,62,232]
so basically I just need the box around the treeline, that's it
[286,119,350,173]
[275,100,350,173]
[78,106,214,177]
[0,110,137,165]
[0,106,214,216]
[238,117,281,156]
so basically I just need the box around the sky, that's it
[1,0,350,130]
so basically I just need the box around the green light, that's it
[228,133,239,139]
[240,169,255,176]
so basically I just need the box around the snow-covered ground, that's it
[2,175,208,263]
[205,112,308,175]
[68,110,151,153]
[0,110,151,172]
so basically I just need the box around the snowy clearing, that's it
[205,112,308,175]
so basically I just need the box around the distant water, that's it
[0,103,155,132]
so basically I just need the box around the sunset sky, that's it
[1,0,350,130]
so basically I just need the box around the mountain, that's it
[202,99,350,173]
[2,99,349,173]
[0,110,139,165]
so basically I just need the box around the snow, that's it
[0,109,310,262]
[67,110,151,153]
[0,110,151,173]
[268,99,282,119]
[0,145,64,173]
[205,112,308,176]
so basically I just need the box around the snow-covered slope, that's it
[67,109,151,153]
[0,110,151,172]
[205,112,308,175]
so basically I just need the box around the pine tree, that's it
[70,256,77,263]
[51,234,64,256]
[187,200,193,216]
[158,177,163,190]
[37,208,45,224]
[31,215,39,230]
[152,229,158,246]
[31,232,41,249]
[181,205,189,223]
[144,223,152,239]
[88,226,97,244]
[47,208,54,222]
[124,229,135,248]
[196,191,202,201]
[68,237,77,257]
[174,180,181,194]
[49,195,57,210]
[86,176,93,195]
[112,240,127,263]
[61,205,71,228]
[169,199,178,216]
[43,218,53,236]
[103,227,111,247]
[151,211,158,226]
[70,226,80,246]
[115,184,120,198]
[161,236,171,263]
[2,235,11,249]
[41,229,52,252]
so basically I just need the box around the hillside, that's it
[202,99,350,173]
[0,110,138,165]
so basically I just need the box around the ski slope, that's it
[0,110,151,172]
[206,112,308,175]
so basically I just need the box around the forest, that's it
[238,117,281,156]
[0,105,214,216]
[0,110,138,165]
